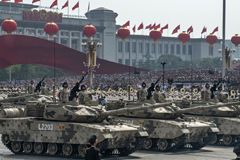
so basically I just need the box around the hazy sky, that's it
[8,0,240,39]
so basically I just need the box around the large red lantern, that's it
[82,24,97,40]
[206,34,218,47]
[1,18,17,35]
[149,29,162,43]
[178,31,190,45]
[117,27,130,41]
[231,34,240,47]
[44,22,59,38]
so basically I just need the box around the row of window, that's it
[118,41,192,55]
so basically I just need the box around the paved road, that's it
[0,143,236,160]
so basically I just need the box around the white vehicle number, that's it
[38,124,53,130]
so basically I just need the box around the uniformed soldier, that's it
[59,82,69,103]
[216,85,224,102]
[79,85,87,104]
[28,80,35,94]
[153,85,166,103]
[40,82,49,95]
[204,83,211,101]
[233,143,240,159]
[137,82,148,101]
[85,135,100,160]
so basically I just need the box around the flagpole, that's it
[22,0,23,11]
[39,0,41,11]
[78,0,80,18]
[10,0,11,14]
[68,0,69,17]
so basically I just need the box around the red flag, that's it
[50,0,57,8]
[87,2,90,13]
[150,23,156,30]
[160,24,168,32]
[1,0,10,2]
[187,26,193,34]
[155,24,160,29]
[211,27,218,34]
[138,23,143,30]
[32,0,40,3]
[201,26,207,34]
[15,0,22,3]
[72,2,79,10]
[122,21,130,27]
[172,25,180,34]
[62,1,68,9]
[145,24,151,29]
[132,25,136,33]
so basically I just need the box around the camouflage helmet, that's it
[142,82,146,88]
[62,82,68,87]
[81,85,86,90]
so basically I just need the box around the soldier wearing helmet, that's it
[137,82,148,101]
[40,82,49,95]
[28,80,35,94]
[59,82,69,103]
[203,83,211,101]
[78,85,87,104]
[153,85,166,103]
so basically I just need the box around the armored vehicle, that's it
[105,99,237,151]
[174,91,240,146]
[0,98,171,158]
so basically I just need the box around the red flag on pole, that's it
[145,24,151,29]
[155,24,160,29]
[132,25,136,33]
[122,21,130,27]
[201,26,207,34]
[160,24,168,32]
[87,2,90,13]
[62,1,68,9]
[138,23,143,30]
[14,0,22,3]
[211,27,218,34]
[150,23,156,30]
[172,25,180,34]
[50,0,57,8]
[187,26,193,34]
[32,0,40,3]
[72,2,79,10]
[1,0,10,2]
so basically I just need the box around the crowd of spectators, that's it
[0,68,239,92]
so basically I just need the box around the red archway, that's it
[0,35,148,74]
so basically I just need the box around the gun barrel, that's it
[101,102,172,117]
[0,93,37,103]
[176,101,240,115]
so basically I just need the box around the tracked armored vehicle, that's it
[174,91,240,146]
[0,98,171,158]
[105,99,238,151]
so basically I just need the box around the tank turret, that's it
[0,93,37,104]
[43,102,172,123]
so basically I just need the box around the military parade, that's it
[1,0,240,159]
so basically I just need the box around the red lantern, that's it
[231,34,240,47]
[44,22,59,38]
[206,34,218,47]
[178,31,190,45]
[82,24,97,40]
[1,18,17,35]
[149,29,162,43]
[117,27,130,41]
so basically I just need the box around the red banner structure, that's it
[23,10,62,23]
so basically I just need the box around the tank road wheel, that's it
[1,134,10,145]
[11,141,23,153]
[48,143,58,155]
[157,139,170,151]
[78,145,88,157]
[62,144,73,156]
[210,135,219,145]
[143,138,153,149]
[223,135,234,146]
[34,143,47,154]
[23,142,33,153]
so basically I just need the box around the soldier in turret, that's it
[153,85,166,103]
[216,85,224,102]
[79,85,87,104]
[137,82,148,101]
[40,82,49,95]
[203,83,211,101]
[28,80,35,94]
[59,82,69,103]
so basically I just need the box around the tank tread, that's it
[140,134,186,152]
[211,135,237,146]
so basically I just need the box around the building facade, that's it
[0,2,222,67]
